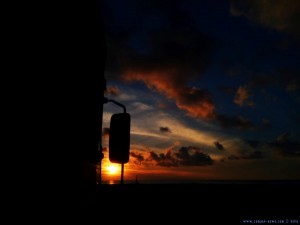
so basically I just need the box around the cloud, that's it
[122,66,215,121]
[214,141,225,151]
[175,146,213,166]
[126,103,225,149]
[130,151,144,165]
[103,3,275,134]
[129,145,214,167]
[122,74,258,130]
[159,126,171,133]
[103,0,217,120]
[103,1,265,130]
[268,132,300,157]
[147,150,178,167]
[234,85,254,107]
[131,102,153,112]
[106,86,120,96]
[230,0,300,43]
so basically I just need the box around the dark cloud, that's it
[214,141,224,151]
[130,151,144,165]
[160,127,171,133]
[230,0,300,44]
[122,49,216,120]
[103,0,287,131]
[147,151,178,167]
[174,146,213,166]
[268,132,300,157]
[142,146,213,167]
[103,0,217,120]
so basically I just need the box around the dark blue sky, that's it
[100,0,300,182]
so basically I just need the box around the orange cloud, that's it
[123,70,215,120]
[106,86,120,96]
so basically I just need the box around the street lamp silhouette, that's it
[104,98,131,184]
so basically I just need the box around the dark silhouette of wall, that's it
[6,0,107,221]
[17,0,106,208]
[60,0,106,197]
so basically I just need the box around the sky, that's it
[98,0,300,184]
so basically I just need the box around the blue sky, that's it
[99,0,300,183]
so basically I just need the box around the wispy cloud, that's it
[103,87,228,147]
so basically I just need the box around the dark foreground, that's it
[76,181,300,224]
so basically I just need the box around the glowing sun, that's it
[107,165,118,175]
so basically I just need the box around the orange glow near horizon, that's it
[99,150,217,182]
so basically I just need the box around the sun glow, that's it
[107,164,119,175]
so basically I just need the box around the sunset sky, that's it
[99,0,300,183]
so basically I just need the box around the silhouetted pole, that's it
[103,97,129,184]
[106,99,126,113]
